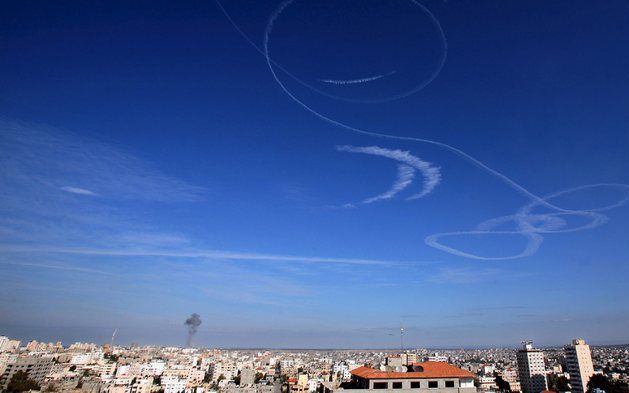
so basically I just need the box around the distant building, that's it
[427,354,449,363]
[565,339,594,393]
[0,338,21,353]
[517,341,548,393]
[401,354,418,366]
[162,375,187,393]
[320,361,476,393]
[241,368,256,386]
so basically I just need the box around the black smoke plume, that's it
[184,313,202,347]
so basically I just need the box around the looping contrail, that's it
[218,0,629,260]
[215,0,446,104]
[425,184,629,260]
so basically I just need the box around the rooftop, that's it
[351,362,475,380]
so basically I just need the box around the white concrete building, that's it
[162,375,188,393]
[517,341,547,393]
[0,356,55,390]
[565,339,595,393]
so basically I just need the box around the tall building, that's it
[565,339,594,393]
[517,341,547,393]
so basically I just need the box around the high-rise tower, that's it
[517,341,548,393]
[565,339,595,393]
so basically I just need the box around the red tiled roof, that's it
[351,362,475,380]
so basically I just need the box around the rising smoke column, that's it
[184,313,202,347]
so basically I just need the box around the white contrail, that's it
[218,0,629,260]
[337,145,440,203]
[425,184,629,260]
[364,164,415,204]
[214,0,446,104]
[319,71,396,85]
[263,0,565,212]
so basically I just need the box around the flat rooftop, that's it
[351,362,475,380]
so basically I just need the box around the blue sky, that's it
[1,0,629,348]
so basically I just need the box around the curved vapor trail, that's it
[337,145,440,202]
[425,184,629,260]
[262,0,569,214]
[214,0,446,104]
[219,0,629,259]
[364,164,415,204]
[319,71,396,85]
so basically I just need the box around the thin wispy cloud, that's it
[336,145,441,205]
[60,186,96,196]
[1,119,204,203]
[0,244,430,266]
[0,260,117,276]
[429,267,500,284]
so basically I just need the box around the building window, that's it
[411,382,421,388]
[429,381,438,388]
[393,382,403,389]
[373,383,388,389]
[446,381,455,388]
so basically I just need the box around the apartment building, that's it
[565,339,595,393]
[517,342,547,393]
[0,356,55,390]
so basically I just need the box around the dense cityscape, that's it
[1,334,627,393]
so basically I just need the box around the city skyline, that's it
[2,0,629,348]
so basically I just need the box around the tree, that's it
[548,374,571,392]
[587,374,629,393]
[6,371,41,393]
[556,376,571,392]
[495,376,511,393]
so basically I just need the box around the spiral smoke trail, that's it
[217,0,629,260]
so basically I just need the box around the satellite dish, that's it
[395,366,406,373]
[413,365,424,372]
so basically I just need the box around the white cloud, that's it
[0,244,432,267]
[1,119,204,203]
[60,186,96,195]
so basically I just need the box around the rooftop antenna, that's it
[400,325,404,351]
